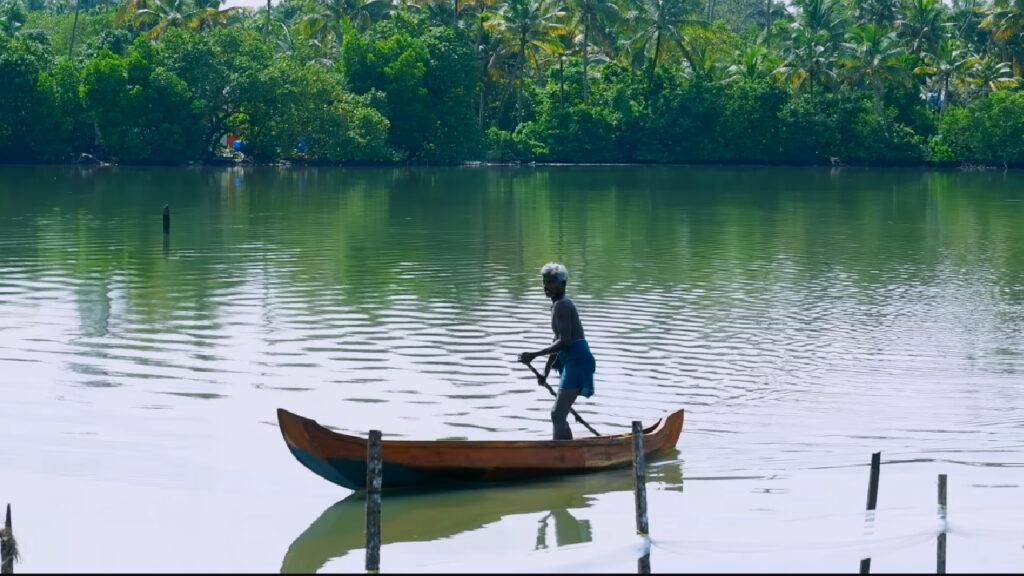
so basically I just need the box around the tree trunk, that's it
[517,32,527,125]
[68,0,81,58]
[476,24,487,128]
[648,29,662,96]
[941,74,949,114]
[265,0,271,37]
[582,14,590,101]
[559,56,565,109]
[479,84,486,128]
[874,80,888,135]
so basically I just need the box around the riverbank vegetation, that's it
[1,0,1023,165]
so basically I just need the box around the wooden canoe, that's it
[277,407,684,490]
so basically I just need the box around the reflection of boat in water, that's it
[535,508,592,550]
[276,407,684,490]
[280,456,683,573]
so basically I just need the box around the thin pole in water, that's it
[866,452,881,511]
[860,452,882,573]
[162,205,171,235]
[637,552,650,574]
[632,421,649,536]
[938,474,947,574]
[365,430,382,573]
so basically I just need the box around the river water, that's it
[1,165,1022,572]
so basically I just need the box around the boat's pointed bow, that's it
[277,407,313,451]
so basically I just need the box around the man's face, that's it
[543,279,563,299]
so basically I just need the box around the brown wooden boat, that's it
[277,407,684,490]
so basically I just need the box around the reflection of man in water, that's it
[535,509,593,550]
[518,263,596,440]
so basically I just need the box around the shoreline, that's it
[0,158,1013,171]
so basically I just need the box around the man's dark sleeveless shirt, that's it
[551,295,585,346]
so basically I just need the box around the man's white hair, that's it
[540,262,568,283]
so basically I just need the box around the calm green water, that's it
[1,165,1023,572]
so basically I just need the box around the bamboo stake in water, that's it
[162,205,170,235]
[365,430,382,573]
[637,552,650,574]
[861,452,882,573]
[1,504,15,575]
[937,474,947,575]
[866,452,881,510]
[632,421,649,536]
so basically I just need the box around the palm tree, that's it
[190,0,244,31]
[626,0,707,93]
[0,0,27,37]
[533,26,574,106]
[775,0,845,95]
[273,20,294,54]
[913,36,973,110]
[265,0,271,37]
[475,22,509,126]
[841,23,912,130]
[964,53,1020,93]
[898,0,949,59]
[565,0,620,99]
[455,0,496,27]
[725,42,775,83]
[297,0,391,53]
[850,0,899,28]
[483,0,568,123]
[761,0,789,47]
[981,0,1024,73]
[950,0,985,50]
[124,0,242,38]
[399,0,451,25]
[131,0,190,37]
[403,0,494,27]
[69,0,81,56]
[676,23,731,79]
[114,0,153,27]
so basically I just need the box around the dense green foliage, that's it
[1,0,1023,165]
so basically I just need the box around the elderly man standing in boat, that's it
[519,262,596,440]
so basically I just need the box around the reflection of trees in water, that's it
[75,276,111,338]
[1,165,1023,350]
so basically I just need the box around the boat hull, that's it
[277,408,684,490]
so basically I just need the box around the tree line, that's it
[1,0,1023,165]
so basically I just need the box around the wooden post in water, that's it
[637,551,650,574]
[365,430,382,573]
[1,504,15,575]
[632,421,649,536]
[937,474,947,574]
[162,205,171,235]
[860,450,884,569]
[866,452,881,511]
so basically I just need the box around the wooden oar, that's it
[523,361,602,437]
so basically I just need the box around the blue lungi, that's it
[553,339,595,398]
